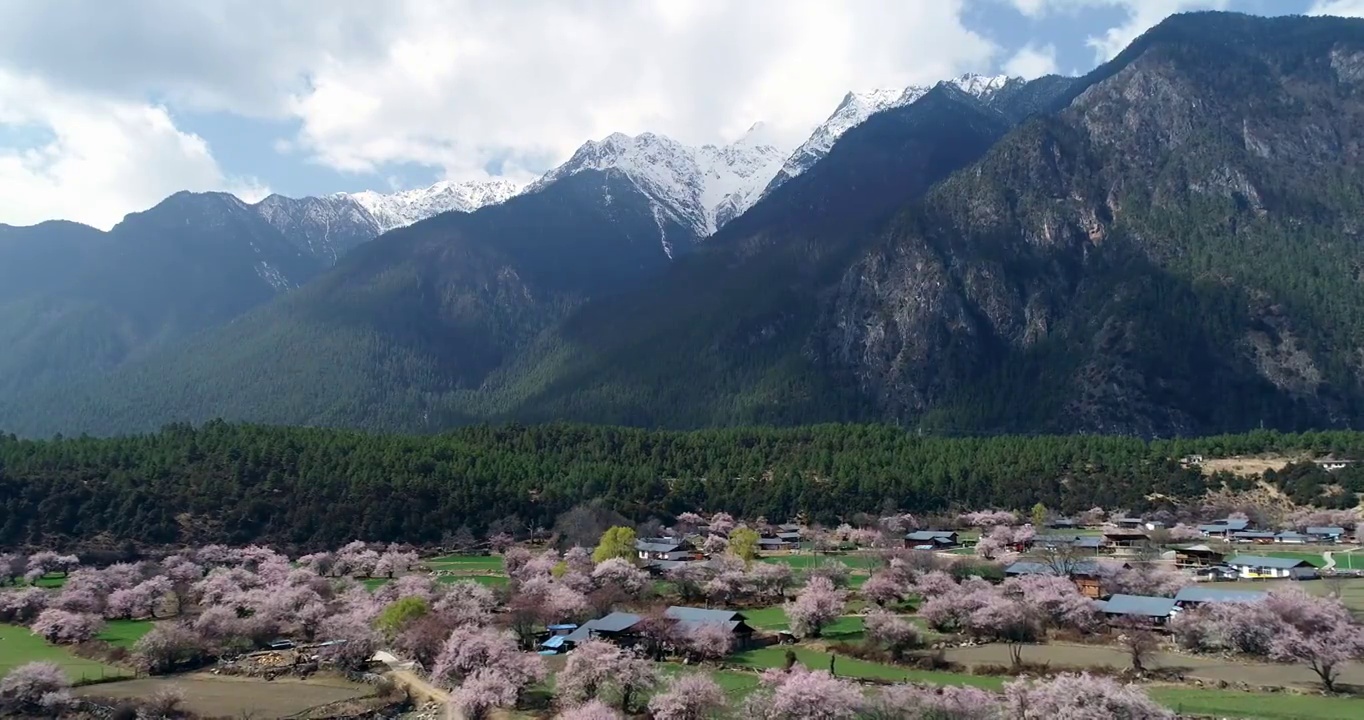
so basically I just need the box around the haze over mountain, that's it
[4,11,1364,441]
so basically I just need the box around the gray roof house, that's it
[664,606,755,637]
[1173,586,1268,606]
[1094,594,1177,620]
[1226,555,1318,579]
[1306,526,1347,539]
[1004,560,1109,577]
[904,530,958,549]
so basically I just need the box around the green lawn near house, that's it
[0,625,132,682]
[31,574,68,589]
[443,574,508,587]
[97,619,155,649]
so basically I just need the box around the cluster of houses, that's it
[1093,585,1272,625]
[634,524,804,573]
[538,606,756,654]
[1196,517,1348,545]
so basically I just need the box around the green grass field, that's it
[1265,551,1326,568]
[758,554,878,570]
[1331,551,1364,570]
[730,646,1004,689]
[426,555,505,571]
[97,619,154,649]
[0,625,132,682]
[726,645,1364,718]
[31,574,67,589]
[1150,687,1364,720]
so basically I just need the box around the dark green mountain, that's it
[0,193,325,404]
[3,170,688,435]
[8,11,1364,439]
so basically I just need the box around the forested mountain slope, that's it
[0,193,325,404]
[6,12,1364,440]
[4,421,1359,547]
[823,12,1364,436]
[4,171,690,435]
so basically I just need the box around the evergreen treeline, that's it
[2,421,1361,548]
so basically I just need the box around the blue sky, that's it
[0,0,1345,229]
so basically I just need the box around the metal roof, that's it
[1099,594,1176,617]
[541,635,568,649]
[665,606,746,623]
[1306,527,1346,536]
[1174,586,1267,604]
[905,530,956,541]
[1231,531,1276,539]
[591,612,643,633]
[636,539,686,553]
[1004,560,1106,577]
[1176,544,1220,553]
[1226,555,1313,569]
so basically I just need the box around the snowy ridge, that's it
[346,179,521,232]
[762,73,1024,197]
[253,194,381,263]
[525,125,788,246]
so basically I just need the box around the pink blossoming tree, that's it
[784,576,846,638]
[743,667,863,720]
[648,673,726,720]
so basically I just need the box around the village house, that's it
[635,537,697,562]
[1093,594,1178,626]
[1230,530,1277,544]
[1031,534,1102,552]
[1197,518,1250,538]
[1274,531,1310,545]
[1172,544,1226,568]
[1225,555,1317,580]
[557,606,756,652]
[1102,528,1149,551]
[1004,560,1113,599]
[1173,586,1268,608]
[1306,526,1346,543]
[757,536,795,552]
[903,530,959,550]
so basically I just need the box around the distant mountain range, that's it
[6,12,1364,439]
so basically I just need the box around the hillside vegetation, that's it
[2,422,1363,548]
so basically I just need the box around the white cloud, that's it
[1310,0,1364,17]
[0,69,267,230]
[0,0,999,217]
[1003,44,1060,79]
[1005,0,1230,62]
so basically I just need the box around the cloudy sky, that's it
[0,0,1352,229]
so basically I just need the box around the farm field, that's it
[730,645,1364,719]
[943,642,1364,691]
[97,619,155,649]
[426,554,505,572]
[1201,577,1364,613]
[758,554,878,570]
[75,673,371,717]
[1265,551,1326,567]
[0,624,132,682]
[1150,686,1364,720]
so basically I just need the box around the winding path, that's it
[373,651,454,714]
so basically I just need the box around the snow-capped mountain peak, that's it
[345,178,521,233]
[762,73,1026,197]
[950,73,1015,100]
[526,128,789,244]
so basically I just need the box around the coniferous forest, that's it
[3,421,1364,549]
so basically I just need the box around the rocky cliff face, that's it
[822,12,1364,435]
